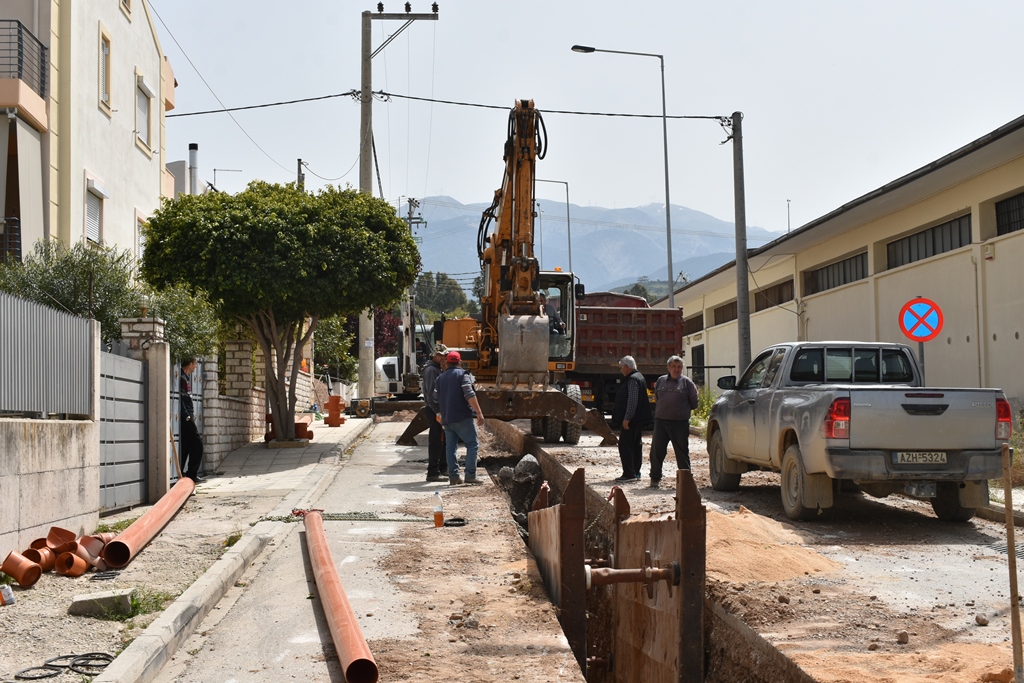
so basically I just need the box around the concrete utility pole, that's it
[296,159,305,191]
[357,6,438,400]
[732,111,751,373]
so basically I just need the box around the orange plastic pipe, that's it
[302,511,378,683]
[101,477,195,568]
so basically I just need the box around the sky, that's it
[150,0,1024,237]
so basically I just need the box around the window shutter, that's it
[100,41,110,102]
[85,192,102,243]
[136,87,150,146]
[137,220,145,263]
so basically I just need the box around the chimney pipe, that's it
[188,143,199,195]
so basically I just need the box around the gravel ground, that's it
[0,490,277,682]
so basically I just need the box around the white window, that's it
[136,74,154,148]
[85,178,109,244]
[85,192,102,243]
[136,86,150,146]
[100,36,111,107]
[136,218,145,265]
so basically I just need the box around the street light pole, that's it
[536,178,572,273]
[571,44,674,307]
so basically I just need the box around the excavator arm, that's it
[476,100,550,386]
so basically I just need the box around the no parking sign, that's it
[898,297,944,343]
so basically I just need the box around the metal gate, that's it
[99,351,148,511]
[170,360,204,482]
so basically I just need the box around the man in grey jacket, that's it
[421,343,448,482]
[649,355,700,487]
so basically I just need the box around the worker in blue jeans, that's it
[433,350,486,485]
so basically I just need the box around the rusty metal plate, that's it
[476,388,585,424]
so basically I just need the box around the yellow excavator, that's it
[398,100,615,446]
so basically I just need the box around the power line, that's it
[149,2,293,175]
[164,89,729,123]
[166,91,359,118]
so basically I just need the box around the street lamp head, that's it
[571,45,595,53]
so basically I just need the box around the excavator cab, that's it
[539,271,574,368]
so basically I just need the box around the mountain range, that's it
[409,196,782,294]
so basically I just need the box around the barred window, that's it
[713,301,737,326]
[805,252,868,295]
[887,215,971,269]
[754,279,794,312]
[996,192,1024,236]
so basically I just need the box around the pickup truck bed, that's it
[707,341,1013,522]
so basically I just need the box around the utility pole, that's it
[732,111,751,373]
[357,5,439,401]
[297,159,305,191]
[401,199,427,384]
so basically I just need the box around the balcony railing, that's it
[0,20,47,98]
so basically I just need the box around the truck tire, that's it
[543,416,562,444]
[531,418,544,436]
[931,482,976,522]
[781,444,819,521]
[708,431,741,492]
[561,385,583,445]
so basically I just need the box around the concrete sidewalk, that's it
[94,417,373,683]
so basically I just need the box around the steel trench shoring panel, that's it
[527,467,588,676]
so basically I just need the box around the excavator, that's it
[398,100,616,446]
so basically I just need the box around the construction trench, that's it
[475,418,817,683]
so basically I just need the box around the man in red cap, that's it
[433,350,486,485]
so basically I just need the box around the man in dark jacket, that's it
[649,355,700,487]
[433,351,486,486]
[179,357,205,483]
[421,342,448,482]
[611,355,652,482]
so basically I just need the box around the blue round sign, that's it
[898,297,943,342]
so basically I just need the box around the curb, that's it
[976,502,1024,527]
[95,418,375,683]
[93,521,283,683]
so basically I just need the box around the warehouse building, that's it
[666,114,1024,406]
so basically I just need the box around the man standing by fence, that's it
[179,358,205,483]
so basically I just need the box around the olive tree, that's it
[142,181,419,440]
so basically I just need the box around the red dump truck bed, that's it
[569,292,684,413]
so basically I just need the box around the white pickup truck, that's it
[707,341,1013,522]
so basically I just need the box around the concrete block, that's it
[0,475,20,540]
[68,588,135,617]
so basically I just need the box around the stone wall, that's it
[0,419,99,555]
[200,344,266,471]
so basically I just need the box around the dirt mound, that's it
[707,506,840,583]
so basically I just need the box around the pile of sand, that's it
[706,506,840,583]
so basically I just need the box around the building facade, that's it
[666,115,1024,407]
[1,0,175,262]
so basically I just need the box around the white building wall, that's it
[69,2,163,252]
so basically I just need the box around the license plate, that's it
[894,451,947,464]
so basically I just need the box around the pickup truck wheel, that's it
[531,419,544,436]
[543,416,562,443]
[561,385,583,444]
[708,431,741,491]
[931,482,976,522]
[781,445,818,521]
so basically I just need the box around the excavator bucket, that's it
[496,314,550,387]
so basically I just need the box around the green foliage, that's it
[143,181,419,322]
[98,587,177,621]
[0,572,14,586]
[314,315,357,381]
[94,517,139,534]
[415,271,467,313]
[146,283,218,362]
[623,282,654,303]
[0,240,139,344]
[689,385,717,426]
